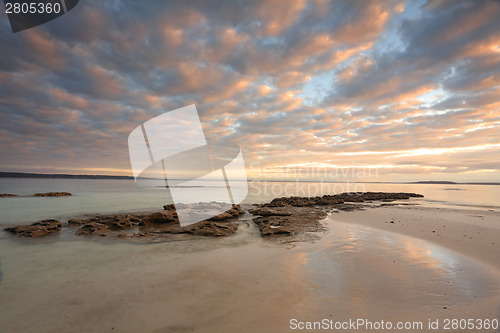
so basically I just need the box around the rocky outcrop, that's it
[3,193,423,241]
[139,211,178,230]
[34,192,72,197]
[1,192,73,198]
[250,192,423,239]
[139,204,245,236]
[248,208,292,217]
[69,214,143,230]
[209,205,246,221]
[180,221,238,237]
[251,206,327,238]
[75,222,110,236]
[264,192,423,207]
[66,205,246,238]
[4,219,62,237]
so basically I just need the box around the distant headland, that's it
[0,172,498,185]
[0,172,134,180]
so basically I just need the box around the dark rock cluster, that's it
[3,192,423,241]
[250,206,327,237]
[265,192,423,207]
[68,214,143,236]
[249,192,423,238]
[4,219,62,237]
[34,192,72,197]
[0,192,73,197]
[135,204,244,237]
[6,204,246,238]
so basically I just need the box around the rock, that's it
[0,194,18,197]
[70,214,142,230]
[182,221,238,237]
[248,208,293,217]
[263,192,423,207]
[359,192,423,201]
[336,204,364,211]
[208,205,245,221]
[75,222,110,236]
[4,219,61,237]
[252,207,327,238]
[208,212,234,221]
[251,192,423,240]
[313,195,344,205]
[6,192,424,241]
[259,224,293,236]
[102,216,136,230]
[336,193,365,202]
[34,192,72,197]
[267,196,316,207]
[140,207,240,236]
[228,205,246,216]
[140,211,178,226]
[261,200,289,208]
[66,204,245,238]
[163,204,176,211]
[67,218,87,226]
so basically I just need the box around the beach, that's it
[1,201,499,332]
[331,205,500,271]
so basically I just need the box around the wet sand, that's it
[0,208,499,332]
[330,205,500,270]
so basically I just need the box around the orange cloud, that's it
[22,30,65,70]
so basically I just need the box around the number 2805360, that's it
[5,2,63,14]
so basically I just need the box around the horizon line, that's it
[1,171,499,185]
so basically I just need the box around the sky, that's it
[0,0,499,182]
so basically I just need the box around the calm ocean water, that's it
[0,178,499,227]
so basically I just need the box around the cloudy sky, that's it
[1,0,499,182]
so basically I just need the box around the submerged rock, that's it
[69,214,143,230]
[34,192,72,197]
[4,219,62,237]
[75,222,110,236]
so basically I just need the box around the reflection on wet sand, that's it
[299,217,500,323]
[1,216,499,332]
